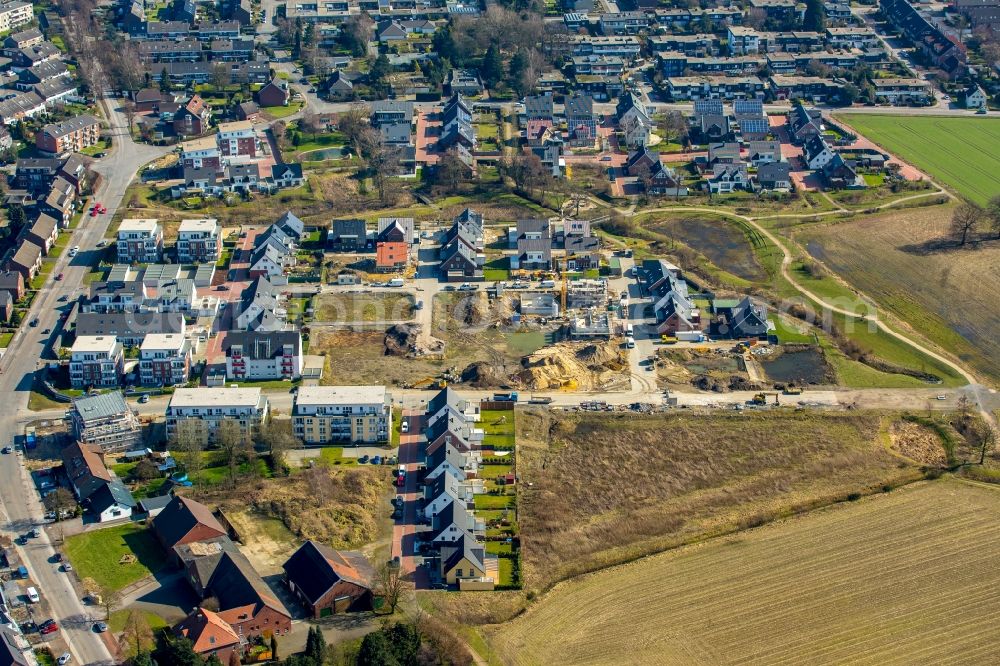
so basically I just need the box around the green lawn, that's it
[486,541,513,555]
[498,557,515,586]
[836,114,1000,205]
[0,332,12,347]
[264,102,303,119]
[309,447,358,466]
[480,409,515,448]
[768,316,815,345]
[474,494,515,510]
[64,524,168,592]
[109,609,169,633]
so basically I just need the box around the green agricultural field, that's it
[837,114,1000,205]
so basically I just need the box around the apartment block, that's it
[179,136,221,169]
[293,386,391,446]
[69,391,143,452]
[223,330,302,381]
[216,120,256,158]
[165,387,269,443]
[139,333,192,386]
[117,218,164,264]
[0,2,33,33]
[176,218,221,263]
[69,335,124,389]
[35,115,101,154]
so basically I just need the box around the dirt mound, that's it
[728,375,762,391]
[462,362,508,388]
[517,342,628,391]
[384,323,420,356]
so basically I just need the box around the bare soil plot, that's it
[314,292,414,322]
[490,479,1000,666]
[515,411,921,592]
[223,509,299,576]
[800,205,1000,383]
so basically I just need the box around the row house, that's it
[139,332,192,386]
[69,335,125,389]
[138,38,204,63]
[176,218,221,263]
[824,26,880,50]
[639,259,702,337]
[16,59,70,90]
[234,276,286,332]
[769,75,847,103]
[439,208,485,282]
[292,386,391,445]
[598,11,648,35]
[879,0,966,74]
[567,34,641,58]
[647,34,718,58]
[22,213,59,254]
[39,176,77,227]
[0,90,45,125]
[4,239,42,282]
[871,78,933,106]
[35,114,102,154]
[117,218,164,264]
[666,76,766,100]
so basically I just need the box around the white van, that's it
[387,278,405,288]
[625,324,634,336]
[626,337,636,349]
[26,587,39,603]
[540,280,556,289]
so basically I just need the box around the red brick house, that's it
[175,608,242,664]
[282,541,375,617]
[0,271,25,302]
[5,242,42,282]
[0,291,13,322]
[152,495,228,553]
[210,551,292,640]
[255,79,288,108]
[375,241,408,273]
[23,213,58,254]
[174,94,211,136]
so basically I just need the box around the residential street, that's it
[0,96,170,666]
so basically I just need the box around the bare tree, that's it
[101,586,121,621]
[257,419,297,474]
[950,202,983,246]
[972,421,997,465]
[657,111,689,146]
[375,560,404,613]
[122,609,154,658]
[300,111,323,141]
[986,194,1000,239]
[211,62,232,90]
[173,419,206,477]
[217,419,252,484]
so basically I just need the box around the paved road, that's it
[0,96,169,666]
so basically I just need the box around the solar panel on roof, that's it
[693,99,723,116]
[733,99,764,116]
[738,118,769,135]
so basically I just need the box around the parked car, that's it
[138,394,150,404]
[93,622,108,633]
[372,455,382,465]
[61,563,73,572]
[359,455,370,464]
[1,446,11,454]
[55,273,63,281]
[26,587,40,603]
[401,420,409,433]
[57,652,72,665]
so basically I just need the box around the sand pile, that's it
[516,342,628,391]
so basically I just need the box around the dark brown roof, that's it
[152,495,227,549]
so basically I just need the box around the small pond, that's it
[761,347,829,384]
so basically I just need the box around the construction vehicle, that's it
[660,335,678,344]
[529,396,554,404]
[783,386,803,395]
[412,377,447,390]
[493,392,519,402]
[749,392,781,406]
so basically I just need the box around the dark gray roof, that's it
[223,330,300,359]
[75,312,185,339]
[282,541,374,604]
[72,391,130,422]
[87,479,137,513]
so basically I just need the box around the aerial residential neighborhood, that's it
[0,0,997,663]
